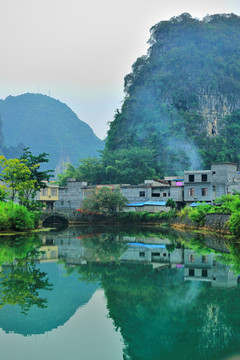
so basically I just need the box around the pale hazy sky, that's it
[0,0,239,139]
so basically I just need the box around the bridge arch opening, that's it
[42,215,69,228]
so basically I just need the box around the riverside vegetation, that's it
[0,149,53,232]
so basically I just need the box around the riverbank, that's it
[57,210,232,237]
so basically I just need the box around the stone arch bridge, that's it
[41,210,80,227]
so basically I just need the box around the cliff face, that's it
[196,92,240,136]
[105,13,240,173]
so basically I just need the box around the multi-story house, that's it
[55,178,88,210]
[55,179,120,210]
[184,163,240,205]
[121,177,184,211]
[35,182,59,211]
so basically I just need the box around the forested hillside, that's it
[0,93,104,172]
[105,13,240,175]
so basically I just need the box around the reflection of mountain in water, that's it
[0,262,98,336]
[103,265,240,360]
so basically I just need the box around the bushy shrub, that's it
[0,201,37,231]
[13,205,34,231]
[178,206,193,219]
[188,204,211,226]
[32,211,41,228]
[229,212,240,237]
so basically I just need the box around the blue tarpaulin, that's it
[190,202,211,207]
[127,201,167,207]
[127,242,166,249]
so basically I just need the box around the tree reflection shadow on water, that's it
[0,235,52,314]
[56,226,240,360]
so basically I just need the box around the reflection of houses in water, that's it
[184,249,237,288]
[120,242,183,268]
[38,245,59,263]
[38,235,59,263]
[53,238,87,265]
[42,234,239,288]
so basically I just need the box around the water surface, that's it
[0,226,240,360]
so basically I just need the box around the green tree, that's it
[0,184,9,201]
[20,147,54,189]
[83,187,128,214]
[102,147,157,184]
[166,198,176,209]
[58,157,105,186]
[19,148,54,208]
[0,156,36,203]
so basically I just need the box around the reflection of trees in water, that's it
[0,235,52,314]
[56,226,240,359]
[66,257,240,360]
[81,233,128,263]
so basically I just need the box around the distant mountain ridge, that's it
[0,93,104,171]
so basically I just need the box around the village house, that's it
[184,163,240,206]
[35,182,59,211]
[121,177,184,212]
[55,179,120,210]
[55,178,88,210]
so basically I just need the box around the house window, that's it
[163,193,167,197]
[201,188,207,196]
[51,188,57,196]
[168,193,170,197]
[213,260,216,266]
[139,191,145,197]
[152,193,160,197]
[202,174,207,182]
[189,188,194,197]
[163,253,167,257]
[41,188,48,196]
[202,269,208,277]
[189,175,195,182]
[212,185,215,191]
[61,201,64,206]
[202,255,208,263]
[139,252,145,258]
[189,254,194,263]
[189,269,195,276]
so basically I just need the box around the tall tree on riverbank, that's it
[83,187,127,214]
[0,156,36,203]
[20,147,54,188]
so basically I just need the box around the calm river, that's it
[0,226,240,360]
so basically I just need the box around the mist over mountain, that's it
[0,93,104,172]
[105,13,240,175]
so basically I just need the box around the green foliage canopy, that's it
[83,187,128,215]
